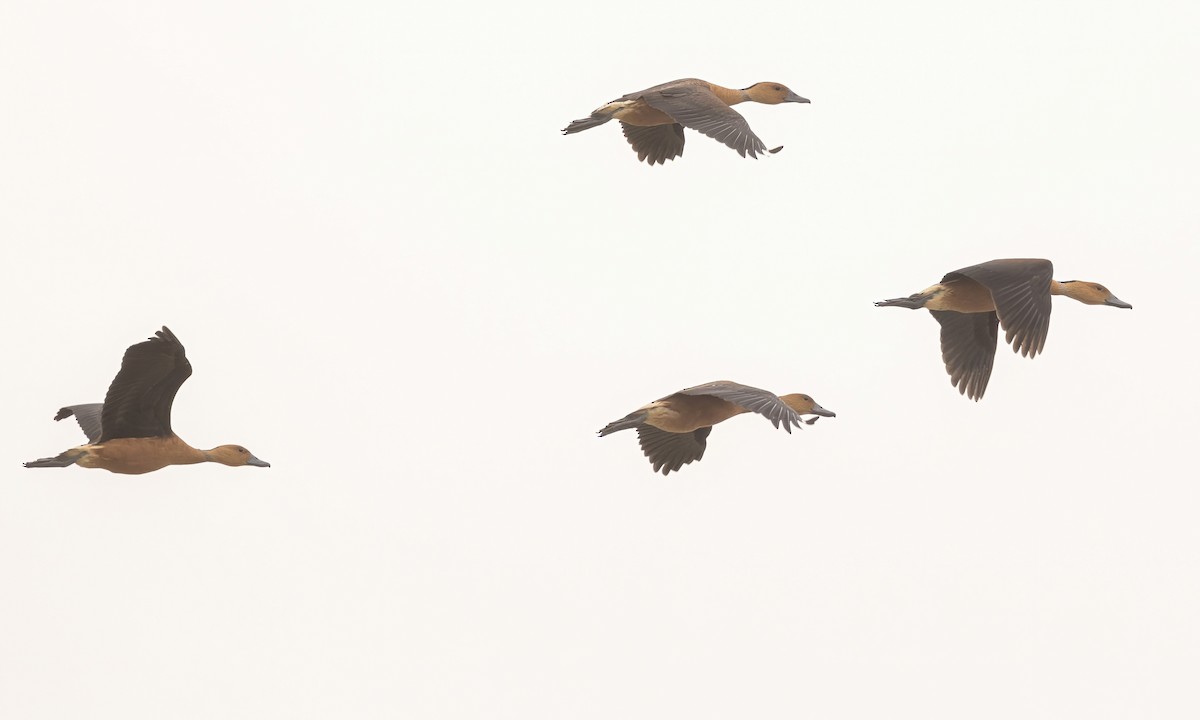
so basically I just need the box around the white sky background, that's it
[1,0,1197,717]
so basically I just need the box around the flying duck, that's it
[563,79,810,164]
[875,258,1132,400]
[599,380,834,475]
[24,327,270,474]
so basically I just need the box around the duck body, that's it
[45,437,203,475]
[627,392,747,434]
[600,381,835,475]
[24,327,269,474]
[921,275,999,313]
[876,258,1132,400]
[563,79,810,164]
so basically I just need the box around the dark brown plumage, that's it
[99,327,193,441]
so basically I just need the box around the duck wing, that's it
[640,84,768,158]
[930,310,999,401]
[54,403,105,443]
[620,122,685,165]
[636,425,711,475]
[673,381,804,432]
[944,259,1053,358]
[99,326,193,441]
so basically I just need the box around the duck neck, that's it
[157,435,206,465]
[708,83,748,106]
[195,447,224,465]
[1050,280,1079,301]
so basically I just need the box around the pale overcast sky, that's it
[2,1,1197,718]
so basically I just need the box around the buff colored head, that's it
[1055,281,1133,308]
[780,393,836,418]
[207,444,271,468]
[745,82,810,105]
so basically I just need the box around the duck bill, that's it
[785,91,811,104]
[1105,296,1133,309]
[246,455,271,468]
[811,404,836,418]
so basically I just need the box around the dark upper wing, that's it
[640,86,768,158]
[620,122,685,165]
[637,425,711,475]
[99,326,193,441]
[674,381,804,432]
[944,259,1053,358]
[54,403,105,443]
[931,310,999,401]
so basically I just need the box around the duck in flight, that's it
[563,78,810,164]
[875,258,1132,400]
[24,326,270,474]
[599,380,835,475]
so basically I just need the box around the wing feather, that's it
[931,310,999,401]
[636,425,710,475]
[620,122,685,164]
[54,403,104,443]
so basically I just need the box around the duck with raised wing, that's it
[563,79,810,164]
[875,258,1132,400]
[24,327,270,474]
[599,381,835,475]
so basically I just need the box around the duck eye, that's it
[774,85,782,91]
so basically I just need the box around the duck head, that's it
[780,393,836,418]
[745,82,810,105]
[1054,280,1133,308]
[207,444,271,468]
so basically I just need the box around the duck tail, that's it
[562,114,611,135]
[597,411,647,437]
[874,294,931,309]
[23,449,82,469]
